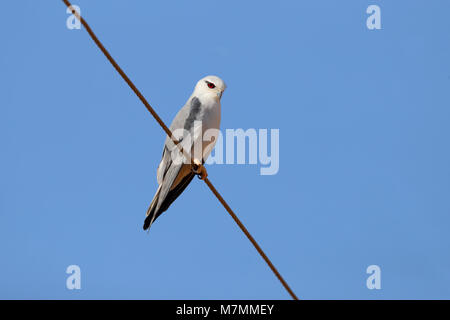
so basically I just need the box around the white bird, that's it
[143,75,227,230]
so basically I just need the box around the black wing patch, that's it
[184,97,201,131]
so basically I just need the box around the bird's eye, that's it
[207,82,216,89]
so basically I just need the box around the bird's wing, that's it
[156,96,201,182]
[143,97,202,230]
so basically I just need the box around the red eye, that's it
[207,82,216,89]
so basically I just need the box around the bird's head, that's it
[193,75,227,101]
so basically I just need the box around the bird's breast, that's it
[195,98,221,160]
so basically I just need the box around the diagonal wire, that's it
[62,0,299,300]
[203,178,299,300]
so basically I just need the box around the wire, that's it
[203,178,299,300]
[62,0,299,300]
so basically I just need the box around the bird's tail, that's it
[143,185,162,231]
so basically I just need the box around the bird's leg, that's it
[192,158,208,180]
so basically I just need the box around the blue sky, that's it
[1,0,450,299]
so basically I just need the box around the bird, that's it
[143,75,227,230]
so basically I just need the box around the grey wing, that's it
[143,97,202,230]
[156,96,201,183]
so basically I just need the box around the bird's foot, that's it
[192,158,208,180]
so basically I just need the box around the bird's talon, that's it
[192,162,207,180]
